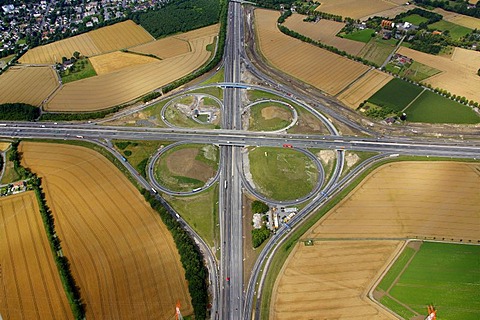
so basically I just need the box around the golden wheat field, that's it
[283,14,365,55]
[89,51,158,75]
[19,20,153,64]
[45,26,217,111]
[255,9,368,96]
[0,66,59,106]
[397,46,480,102]
[271,241,401,320]
[314,0,404,20]
[433,8,480,29]
[271,161,480,319]
[130,37,191,59]
[338,69,393,109]
[0,192,73,320]
[20,142,193,319]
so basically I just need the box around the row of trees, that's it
[414,0,480,18]
[9,141,85,319]
[141,189,209,320]
[277,24,379,68]
[0,103,40,121]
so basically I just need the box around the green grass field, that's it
[402,14,429,25]
[367,78,423,112]
[154,144,219,192]
[428,20,472,40]
[113,140,171,177]
[385,60,441,82]
[0,148,20,184]
[378,242,480,320]
[164,184,219,247]
[248,147,318,201]
[359,38,396,66]
[405,90,480,124]
[340,28,375,43]
[61,58,97,84]
[249,102,293,131]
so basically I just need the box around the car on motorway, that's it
[226,277,230,281]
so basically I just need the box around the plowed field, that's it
[397,46,480,102]
[0,192,72,319]
[272,161,480,319]
[314,0,403,20]
[20,142,193,319]
[19,20,153,64]
[46,26,217,111]
[338,69,393,109]
[283,14,365,55]
[255,9,368,96]
[89,51,158,75]
[0,66,59,106]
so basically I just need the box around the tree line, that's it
[0,103,40,121]
[142,189,209,320]
[9,141,85,319]
[414,0,480,18]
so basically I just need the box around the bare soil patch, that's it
[255,9,369,96]
[165,148,215,182]
[20,142,193,319]
[0,192,72,319]
[261,106,291,120]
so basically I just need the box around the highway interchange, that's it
[1,1,480,320]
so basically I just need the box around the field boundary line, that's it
[402,88,426,113]
[334,67,373,98]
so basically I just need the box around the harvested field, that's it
[88,20,153,53]
[309,162,480,240]
[314,0,400,20]
[130,37,190,59]
[19,20,153,64]
[360,4,418,21]
[255,9,368,96]
[0,142,10,151]
[19,142,193,319]
[89,51,158,75]
[338,69,393,109]
[359,38,395,66]
[397,46,480,102]
[271,240,401,320]
[46,27,217,111]
[174,24,219,41]
[283,14,365,55]
[0,192,72,320]
[0,66,59,106]
[271,161,480,319]
[433,8,480,29]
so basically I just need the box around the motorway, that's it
[1,2,480,320]
[219,1,245,319]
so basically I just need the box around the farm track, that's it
[20,142,193,319]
